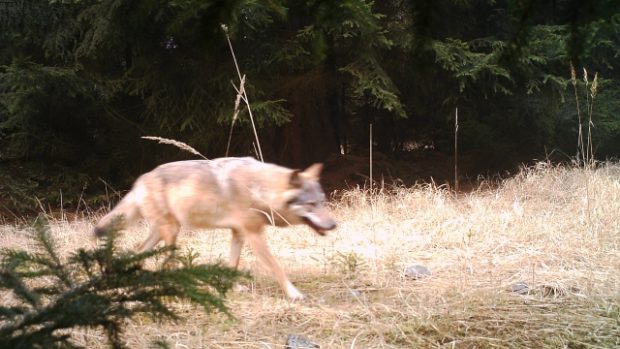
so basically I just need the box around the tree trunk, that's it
[268,73,339,168]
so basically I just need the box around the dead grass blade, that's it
[141,136,208,160]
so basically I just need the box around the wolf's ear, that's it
[289,169,303,188]
[289,163,323,187]
[301,163,323,180]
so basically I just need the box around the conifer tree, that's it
[0,217,245,349]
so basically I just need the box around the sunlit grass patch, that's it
[1,162,619,348]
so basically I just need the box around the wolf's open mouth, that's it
[302,216,335,236]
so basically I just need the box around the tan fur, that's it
[94,157,336,300]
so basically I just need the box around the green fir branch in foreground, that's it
[0,217,246,349]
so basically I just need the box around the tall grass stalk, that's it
[226,74,246,157]
[454,107,459,194]
[586,71,598,167]
[570,66,600,233]
[369,123,373,193]
[141,136,208,159]
[570,62,585,166]
[222,25,263,162]
[571,64,598,169]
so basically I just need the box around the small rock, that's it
[403,264,432,280]
[285,334,319,349]
[510,282,529,295]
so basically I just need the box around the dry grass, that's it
[141,136,208,159]
[1,162,619,348]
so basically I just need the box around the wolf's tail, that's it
[94,189,142,237]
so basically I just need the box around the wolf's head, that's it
[282,163,337,235]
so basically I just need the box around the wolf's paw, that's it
[286,282,305,301]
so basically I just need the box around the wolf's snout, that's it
[302,212,337,235]
[321,219,337,231]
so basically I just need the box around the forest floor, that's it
[1,162,619,348]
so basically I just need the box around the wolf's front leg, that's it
[228,229,244,269]
[245,230,304,300]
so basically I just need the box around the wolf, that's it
[94,157,337,300]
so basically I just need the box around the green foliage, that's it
[0,217,246,349]
[431,38,512,94]
[319,0,406,117]
[332,251,367,277]
[2,0,620,213]
[380,0,620,164]
[0,58,99,160]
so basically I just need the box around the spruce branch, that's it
[0,220,247,349]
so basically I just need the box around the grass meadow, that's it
[1,162,619,348]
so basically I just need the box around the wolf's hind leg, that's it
[137,216,179,252]
[229,229,244,269]
[137,229,161,253]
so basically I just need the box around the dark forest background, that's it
[1,0,619,215]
